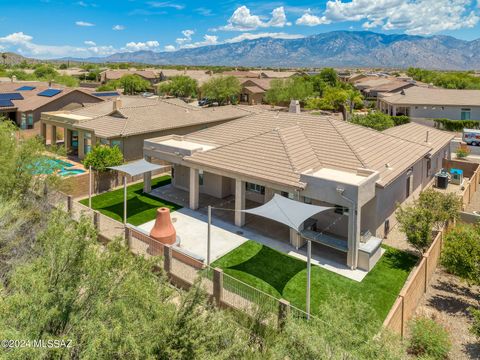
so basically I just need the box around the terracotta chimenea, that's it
[150,208,176,245]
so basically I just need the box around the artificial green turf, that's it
[211,241,417,323]
[80,175,182,225]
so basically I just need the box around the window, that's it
[246,182,265,194]
[303,196,312,204]
[334,205,349,215]
[27,114,33,129]
[84,132,92,155]
[20,113,26,130]
[199,173,204,186]
[111,139,123,150]
[99,138,109,145]
[426,158,431,177]
[280,191,295,199]
[461,108,471,120]
[406,168,413,198]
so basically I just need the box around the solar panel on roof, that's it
[16,86,36,91]
[0,99,14,107]
[92,91,120,97]
[37,89,62,97]
[0,92,24,100]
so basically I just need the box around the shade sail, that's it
[108,159,167,177]
[243,193,332,231]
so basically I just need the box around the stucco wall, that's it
[409,105,480,120]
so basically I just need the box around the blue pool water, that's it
[32,157,85,176]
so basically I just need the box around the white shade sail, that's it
[108,159,167,177]
[243,193,332,231]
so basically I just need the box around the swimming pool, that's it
[58,168,86,177]
[32,157,85,176]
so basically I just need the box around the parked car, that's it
[462,128,480,146]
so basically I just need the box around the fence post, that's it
[67,195,73,213]
[278,299,290,330]
[400,295,405,339]
[213,267,223,306]
[124,226,132,249]
[423,255,428,293]
[163,245,172,274]
[93,211,100,231]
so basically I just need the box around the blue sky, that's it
[0,0,479,58]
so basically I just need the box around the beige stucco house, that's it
[378,86,480,120]
[40,96,252,161]
[143,112,453,271]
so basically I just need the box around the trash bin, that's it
[435,172,449,189]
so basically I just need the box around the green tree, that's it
[441,224,480,285]
[407,317,451,359]
[265,77,315,106]
[417,189,461,230]
[396,204,435,254]
[83,145,123,173]
[200,76,241,105]
[115,74,151,95]
[318,68,338,87]
[59,63,68,70]
[158,75,198,98]
[33,64,59,79]
[350,112,396,131]
[53,75,79,87]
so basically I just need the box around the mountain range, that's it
[43,31,480,70]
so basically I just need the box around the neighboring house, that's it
[221,71,260,78]
[377,86,480,120]
[0,81,103,130]
[99,70,161,86]
[41,96,252,161]
[143,111,453,271]
[352,77,414,99]
[239,78,272,105]
[251,70,297,79]
[158,69,215,85]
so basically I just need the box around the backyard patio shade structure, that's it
[244,194,332,319]
[108,159,168,224]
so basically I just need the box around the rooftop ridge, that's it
[327,118,367,168]
[276,125,322,174]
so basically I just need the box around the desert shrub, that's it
[456,147,469,158]
[434,118,480,131]
[408,317,451,359]
[396,205,435,253]
[469,307,480,339]
[391,115,410,126]
[441,224,480,285]
[417,188,461,230]
[350,112,395,131]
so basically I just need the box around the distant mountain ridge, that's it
[56,31,480,70]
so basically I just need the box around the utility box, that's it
[435,171,449,189]
[450,168,464,185]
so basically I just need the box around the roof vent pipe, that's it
[289,99,300,114]
[426,130,429,143]
[113,98,122,111]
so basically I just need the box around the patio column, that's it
[235,179,245,227]
[189,167,199,210]
[346,204,361,270]
[143,155,152,193]
[50,125,57,146]
[392,106,397,116]
[64,128,71,152]
[41,122,47,144]
[78,130,85,159]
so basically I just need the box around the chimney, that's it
[289,100,300,114]
[113,98,122,111]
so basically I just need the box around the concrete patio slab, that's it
[141,186,372,281]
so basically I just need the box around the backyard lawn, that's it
[211,241,417,323]
[80,175,182,225]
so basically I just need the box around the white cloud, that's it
[75,21,95,27]
[176,29,195,44]
[124,40,160,51]
[147,1,184,10]
[224,32,304,43]
[0,32,33,45]
[84,40,96,46]
[164,45,176,51]
[112,25,125,31]
[219,6,290,31]
[182,34,218,48]
[296,10,331,26]
[196,7,213,16]
[322,0,479,35]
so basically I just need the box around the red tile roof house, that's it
[99,70,161,86]
[143,112,453,272]
[0,81,103,133]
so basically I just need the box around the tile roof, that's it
[241,78,272,90]
[181,112,433,188]
[383,122,455,154]
[0,82,101,112]
[47,97,253,139]
[101,70,159,80]
[380,86,480,106]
